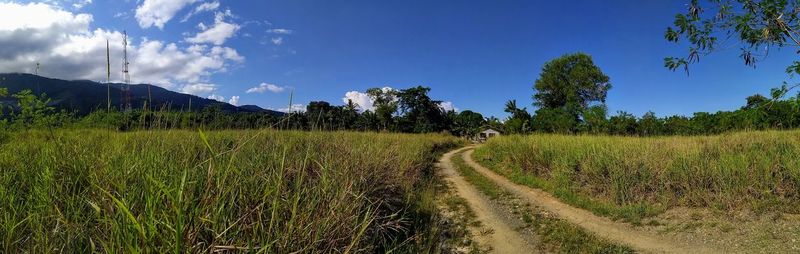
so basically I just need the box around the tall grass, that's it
[473,130,800,222]
[0,129,460,252]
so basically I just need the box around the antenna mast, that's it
[106,40,111,111]
[35,62,40,94]
[122,31,132,111]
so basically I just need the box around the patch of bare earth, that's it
[433,171,488,253]
[438,147,540,253]
[641,208,800,253]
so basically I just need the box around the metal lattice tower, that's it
[35,62,40,94]
[121,31,132,111]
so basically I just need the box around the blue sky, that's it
[2,0,798,117]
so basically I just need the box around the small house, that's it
[477,128,501,142]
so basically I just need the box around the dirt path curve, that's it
[461,148,722,254]
[438,147,536,253]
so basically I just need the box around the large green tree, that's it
[306,101,333,128]
[532,108,577,134]
[396,86,448,133]
[532,53,611,132]
[664,115,696,135]
[666,0,800,94]
[637,111,664,136]
[452,110,485,137]
[609,111,638,135]
[366,87,398,130]
[339,99,360,130]
[581,105,609,134]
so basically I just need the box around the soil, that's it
[438,147,539,253]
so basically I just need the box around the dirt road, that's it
[458,148,722,254]
[438,147,537,253]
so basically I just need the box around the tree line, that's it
[3,52,800,138]
[502,52,800,136]
[0,85,496,138]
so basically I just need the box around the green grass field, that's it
[473,130,800,223]
[0,129,461,252]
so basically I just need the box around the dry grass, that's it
[0,129,461,252]
[473,130,800,223]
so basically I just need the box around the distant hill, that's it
[0,73,283,116]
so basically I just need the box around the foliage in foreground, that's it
[665,0,800,76]
[0,129,460,252]
[474,130,800,223]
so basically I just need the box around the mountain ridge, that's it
[0,73,283,116]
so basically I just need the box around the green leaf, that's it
[95,185,147,240]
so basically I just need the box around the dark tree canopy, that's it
[531,53,611,133]
[396,86,448,133]
[533,53,611,111]
[666,0,800,83]
[504,100,531,120]
[503,100,532,134]
[532,108,577,134]
[637,111,664,136]
[366,87,398,130]
[745,94,770,109]
[609,111,638,136]
[452,110,485,137]
[581,105,609,134]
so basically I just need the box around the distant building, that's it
[477,128,501,142]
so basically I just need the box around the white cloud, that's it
[228,95,239,106]
[270,37,283,45]
[135,0,198,29]
[246,83,286,93]
[186,11,239,45]
[181,1,220,22]
[207,94,224,101]
[0,2,243,91]
[267,28,292,34]
[32,0,92,10]
[439,101,458,112]
[342,87,395,112]
[0,2,91,31]
[72,0,92,9]
[198,2,222,12]
[343,91,374,112]
[180,83,217,95]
